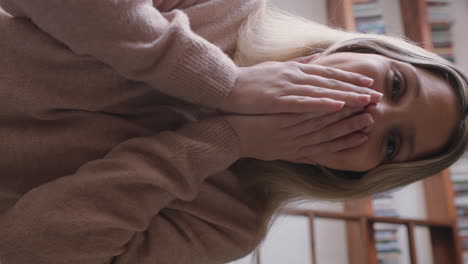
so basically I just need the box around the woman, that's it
[0,1,466,264]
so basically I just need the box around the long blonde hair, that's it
[230,3,468,237]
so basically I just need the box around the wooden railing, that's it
[276,208,461,264]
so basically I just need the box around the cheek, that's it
[317,136,382,172]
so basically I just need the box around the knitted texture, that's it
[0,0,264,263]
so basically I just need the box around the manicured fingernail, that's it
[358,94,371,104]
[371,91,384,101]
[360,116,374,127]
[331,100,345,110]
[360,77,374,86]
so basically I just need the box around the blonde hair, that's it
[230,3,468,238]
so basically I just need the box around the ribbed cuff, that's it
[163,11,238,109]
[178,117,240,179]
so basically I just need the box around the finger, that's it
[289,107,363,136]
[298,63,375,88]
[274,96,345,113]
[299,131,368,156]
[277,111,331,128]
[292,73,382,103]
[299,113,373,144]
[285,85,371,107]
[289,53,320,64]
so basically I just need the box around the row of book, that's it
[352,0,387,34]
[450,150,468,264]
[372,194,402,264]
[427,0,456,62]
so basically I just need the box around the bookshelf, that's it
[328,0,463,263]
[427,0,456,62]
[450,153,468,263]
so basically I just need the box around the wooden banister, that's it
[308,213,317,264]
[407,222,418,264]
[280,208,460,264]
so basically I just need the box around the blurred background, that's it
[228,0,468,264]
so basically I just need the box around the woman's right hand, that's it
[224,106,373,163]
[220,59,383,115]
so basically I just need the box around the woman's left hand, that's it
[224,106,373,163]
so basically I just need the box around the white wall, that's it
[269,0,327,22]
[453,0,468,72]
[393,182,433,264]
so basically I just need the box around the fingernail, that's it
[360,77,374,86]
[371,91,384,102]
[360,116,374,127]
[358,94,371,104]
[331,100,345,110]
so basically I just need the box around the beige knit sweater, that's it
[0,0,265,263]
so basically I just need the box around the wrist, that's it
[224,115,251,158]
[219,67,247,114]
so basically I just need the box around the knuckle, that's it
[281,69,296,80]
[326,78,339,87]
[313,87,327,96]
[324,67,336,76]
[317,97,329,104]
[344,93,353,103]
[309,75,323,85]
[285,61,299,68]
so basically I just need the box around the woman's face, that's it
[310,52,460,172]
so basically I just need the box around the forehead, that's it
[410,66,460,160]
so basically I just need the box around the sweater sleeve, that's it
[0,0,238,109]
[0,117,241,264]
